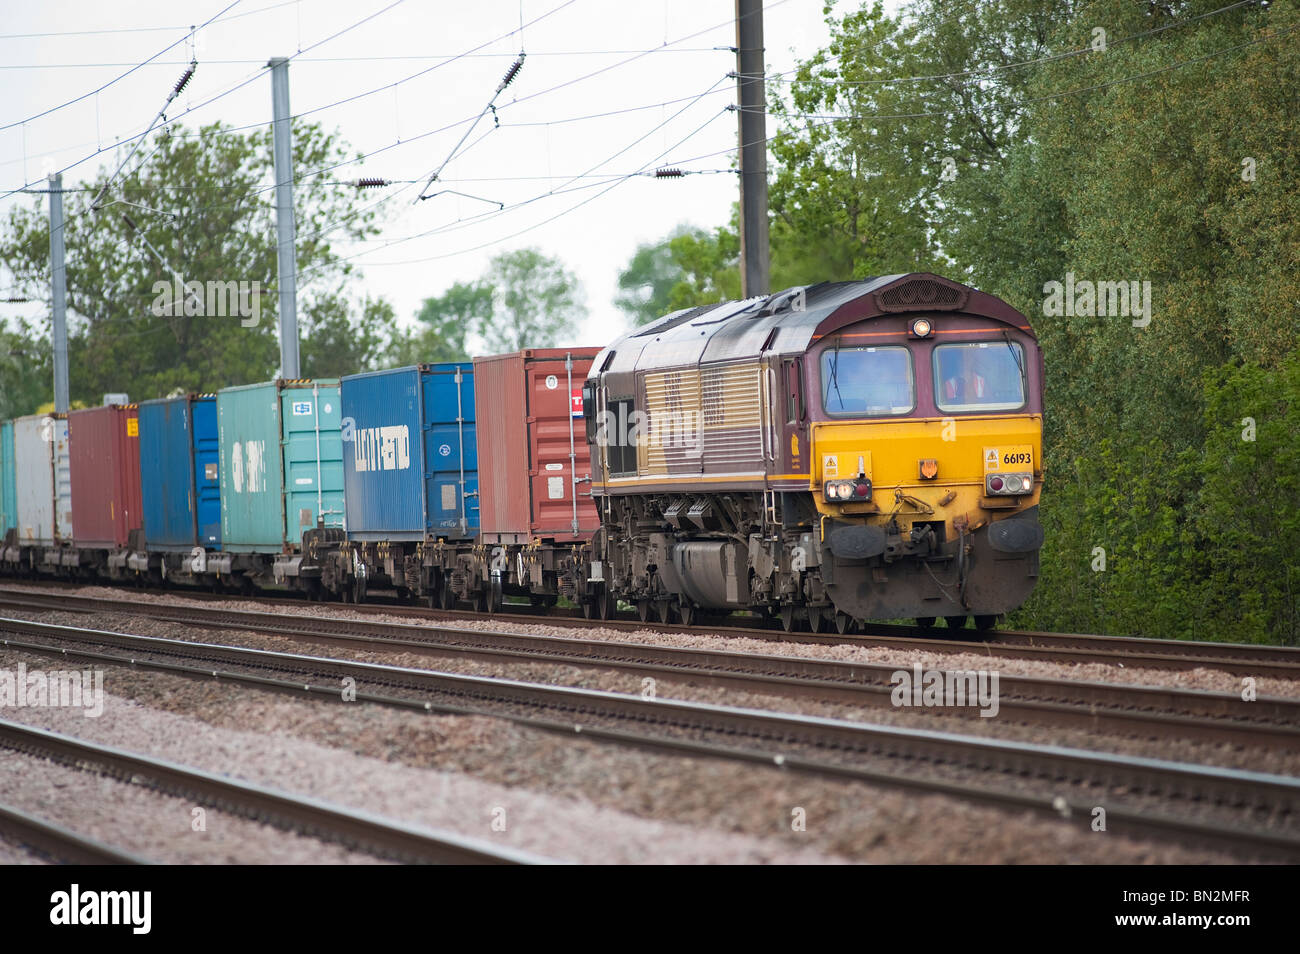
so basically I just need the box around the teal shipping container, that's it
[0,420,14,537]
[217,379,344,553]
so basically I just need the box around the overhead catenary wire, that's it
[0,2,238,133]
[414,53,527,203]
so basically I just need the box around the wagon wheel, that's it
[915,617,937,629]
[834,612,854,635]
[636,600,651,624]
[973,614,998,637]
[582,597,596,619]
[678,603,695,627]
[599,587,617,621]
[438,577,457,610]
[945,615,967,631]
[654,599,673,624]
[352,577,367,605]
[780,604,797,633]
[486,578,503,614]
[807,608,825,634]
[472,589,488,613]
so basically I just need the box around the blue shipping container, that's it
[341,363,478,541]
[139,395,222,551]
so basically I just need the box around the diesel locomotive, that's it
[579,272,1044,632]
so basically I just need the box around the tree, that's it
[0,319,50,419]
[0,119,394,403]
[478,248,584,354]
[615,225,703,325]
[387,281,491,365]
[301,295,396,379]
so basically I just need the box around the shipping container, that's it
[12,413,71,546]
[0,420,14,538]
[474,349,602,544]
[68,405,143,549]
[138,394,221,551]
[217,379,343,553]
[340,363,478,541]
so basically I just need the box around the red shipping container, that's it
[474,348,602,543]
[69,405,143,548]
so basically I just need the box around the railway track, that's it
[7,579,1296,679]
[0,800,150,864]
[0,717,542,865]
[1,590,1297,751]
[1,613,1298,860]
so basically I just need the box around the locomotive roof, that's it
[593,272,1034,377]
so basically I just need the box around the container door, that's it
[527,359,586,537]
[192,398,222,548]
[281,384,344,547]
[53,418,71,541]
[424,365,478,538]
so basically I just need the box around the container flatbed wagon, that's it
[328,363,477,603]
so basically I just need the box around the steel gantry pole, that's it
[735,0,770,299]
[268,57,300,379]
[48,173,69,413]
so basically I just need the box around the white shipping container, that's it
[13,414,72,546]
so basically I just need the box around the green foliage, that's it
[387,281,491,365]
[615,225,703,325]
[478,247,585,354]
[770,0,1300,643]
[0,320,50,419]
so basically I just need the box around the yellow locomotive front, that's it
[807,303,1043,631]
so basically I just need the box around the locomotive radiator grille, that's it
[640,362,764,475]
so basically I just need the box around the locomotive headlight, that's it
[909,318,933,338]
[986,473,1034,496]
[825,479,871,502]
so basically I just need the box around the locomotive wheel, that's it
[780,604,797,633]
[945,615,967,630]
[636,600,651,623]
[678,603,695,627]
[807,608,825,633]
[834,612,853,635]
[915,617,937,628]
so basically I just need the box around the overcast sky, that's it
[0,0,852,352]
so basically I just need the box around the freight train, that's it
[0,272,1044,633]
